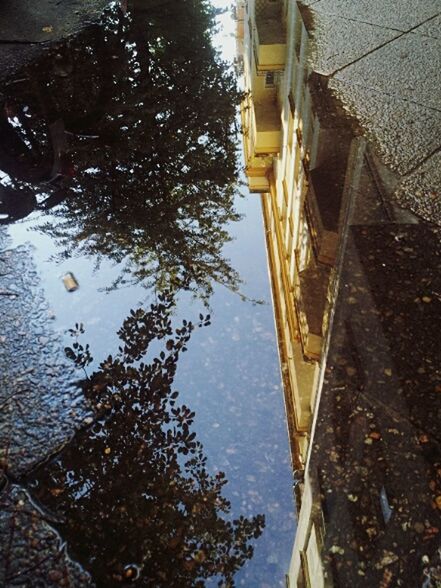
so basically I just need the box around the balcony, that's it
[240,94,281,192]
[305,159,346,265]
[294,254,330,360]
[254,1,286,71]
[253,101,281,155]
[246,168,271,193]
[234,1,245,40]
[240,102,273,193]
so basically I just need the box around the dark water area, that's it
[0,1,295,586]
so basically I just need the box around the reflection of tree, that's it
[27,295,264,587]
[0,0,242,299]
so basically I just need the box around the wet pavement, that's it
[308,149,441,587]
[0,484,93,587]
[301,0,441,225]
[291,4,441,584]
[0,0,110,84]
[0,1,295,586]
[0,229,88,478]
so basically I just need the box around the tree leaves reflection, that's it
[27,293,264,587]
[0,0,243,300]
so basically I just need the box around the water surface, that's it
[0,2,295,585]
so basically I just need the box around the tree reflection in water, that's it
[0,0,242,300]
[26,294,264,587]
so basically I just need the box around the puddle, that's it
[0,1,294,586]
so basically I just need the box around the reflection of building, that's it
[238,0,355,473]
[237,3,358,583]
[237,1,441,587]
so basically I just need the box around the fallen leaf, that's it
[49,487,65,496]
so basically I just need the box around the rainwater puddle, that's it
[0,1,295,586]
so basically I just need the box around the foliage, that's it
[0,0,243,300]
[28,294,264,586]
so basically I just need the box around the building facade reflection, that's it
[238,1,441,586]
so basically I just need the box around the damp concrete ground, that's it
[301,0,441,225]
[0,0,110,83]
[0,230,90,479]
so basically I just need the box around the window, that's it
[288,90,296,116]
[298,212,311,272]
[265,71,275,88]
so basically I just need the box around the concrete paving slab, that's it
[394,150,441,225]
[329,78,441,175]
[311,0,440,31]
[333,33,441,112]
[307,12,400,75]
[413,14,441,39]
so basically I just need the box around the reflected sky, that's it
[1,1,295,586]
[7,170,296,588]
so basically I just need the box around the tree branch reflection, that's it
[27,294,264,586]
[0,0,243,300]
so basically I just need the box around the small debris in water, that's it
[62,272,79,292]
[123,564,141,581]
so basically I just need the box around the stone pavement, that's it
[300,0,441,225]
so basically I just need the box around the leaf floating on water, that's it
[49,487,65,497]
